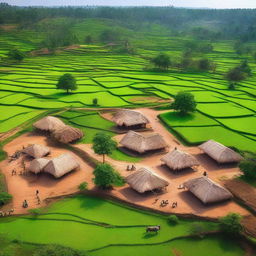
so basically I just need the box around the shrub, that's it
[92,98,98,106]
[78,182,88,191]
[239,152,256,179]
[172,91,197,115]
[151,53,171,70]
[0,192,12,206]
[7,49,24,61]
[93,163,124,189]
[219,213,243,236]
[33,244,85,256]
[167,215,179,225]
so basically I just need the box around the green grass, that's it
[0,195,242,256]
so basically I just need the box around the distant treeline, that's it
[0,3,256,41]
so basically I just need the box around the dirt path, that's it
[0,108,249,218]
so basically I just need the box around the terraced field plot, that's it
[0,195,244,256]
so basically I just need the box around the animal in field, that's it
[146,225,161,233]
[0,211,4,217]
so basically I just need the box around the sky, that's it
[2,0,256,9]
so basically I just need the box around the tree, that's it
[7,49,24,61]
[239,60,251,76]
[0,192,12,206]
[84,35,93,44]
[239,152,256,179]
[92,132,117,163]
[56,73,77,94]
[219,213,243,236]
[93,163,124,189]
[167,215,179,225]
[33,244,85,256]
[100,29,120,43]
[197,58,212,71]
[172,91,197,115]
[151,53,171,70]
[225,66,246,85]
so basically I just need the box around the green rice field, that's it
[0,195,244,256]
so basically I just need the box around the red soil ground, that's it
[0,108,250,219]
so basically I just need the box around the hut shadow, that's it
[195,153,237,172]
[156,164,197,181]
[179,190,231,215]
[118,147,167,158]
[118,187,156,203]
[76,192,105,209]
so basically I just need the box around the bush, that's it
[7,49,24,61]
[78,182,88,191]
[0,192,12,206]
[167,215,179,225]
[151,53,171,70]
[92,98,98,106]
[93,163,124,189]
[33,244,85,256]
[239,152,256,179]
[219,213,243,236]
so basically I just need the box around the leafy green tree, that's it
[239,60,251,76]
[100,29,120,43]
[7,49,24,61]
[84,35,93,44]
[92,132,117,163]
[151,53,171,70]
[33,244,85,256]
[225,67,246,85]
[93,163,124,189]
[0,192,12,206]
[239,152,256,179]
[172,91,197,115]
[78,182,88,191]
[219,213,243,236]
[56,73,77,94]
[197,58,212,71]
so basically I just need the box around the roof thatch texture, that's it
[199,140,243,163]
[52,125,83,143]
[33,116,65,132]
[120,131,167,153]
[161,149,199,171]
[184,177,232,204]
[126,167,169,193]
[29,158,50,174]
[44,153,80,178]
[112,109,149,127]
[23,144,50,159]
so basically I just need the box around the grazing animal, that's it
[146,225,160,233]
[0,211,4,217]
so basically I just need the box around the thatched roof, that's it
[126,167,169,193]
[120,131,167,153]
[33,116,65,132]
[161,149,199,171]
[29,158,50,174]
[52,125,83,143]
[184,176,232,204]
[44,153,80,178]
[113,109,149,127]
[23,144,50,159]
[199,140,243,163]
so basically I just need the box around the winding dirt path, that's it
[0,108,249,218]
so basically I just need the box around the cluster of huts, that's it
[112,109,243,205]
[22,116,82,178]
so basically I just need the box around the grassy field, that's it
[0,24,255,151]
[0,195,244,256]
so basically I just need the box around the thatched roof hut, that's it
[184,177,232,204]
[199,140,243,163]
[44,153,80,178]
[29,158,50,174]
[161,149,199,171]
[23,144,50,159]
[33,116,65,132]
[126,167,169,193]
[52,125,83,143]
[120,131,167,154]
[112,109,149,128]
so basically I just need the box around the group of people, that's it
[22,190,41,208]
[126,165,136,171]
[0,209,14,217]
[153,199,178,209]
[160,200,169,207]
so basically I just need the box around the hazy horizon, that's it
[2,0,256,9]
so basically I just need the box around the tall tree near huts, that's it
[172,91,197,115]
[92,132,117,163]
[56,73,77,94]
[151,53,171,70]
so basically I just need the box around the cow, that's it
[146,225,161,233]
